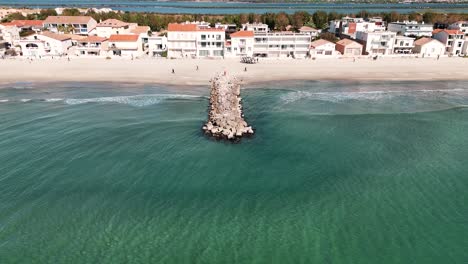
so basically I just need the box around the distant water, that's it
[1,80,468,263]
[2,0,468,14]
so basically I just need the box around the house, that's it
[93,19,137,38]
[43,16,97,35]
[0,23,21,44]
[393,35,415,54]
[225,31,254,57]
[432,29,465,56]
[242,23,269,33]
[335,39,363,56]
[253,32,311,58]
[448,21,468,36]
[107,34,143,57]
[355,31,396,55]
[167,23,225,58]
[5,20,44,33]
[19,32,73,57]
[412,37,445,57]
[329,17,385,38]
[298,26,320,38]
[147,35,167,57]
[75,36,108,56]
[387,21,433,37]
[310,39,337,57]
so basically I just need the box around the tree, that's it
[318,32,338,43]
[291,11,310,30]
[4,12,26,22]
[312,11,328,30]
[62,8,81,16]
[274,12,290,31]
[38,9,58,20]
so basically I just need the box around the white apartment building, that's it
[355,31,396,55]
[298,26,320,38]
[253,32,311,58]
[387,21,433,37]
[242,23,269,33]
[93,19,137,38]
[0,23,20,44]
[75,36,108,56]
[393,35,415,54]
[43,16,97,35]
[329,17,385,38]
[167,23,225,58]
[107,34,143,57]
[432,29,465,56]
[215,23,237,34]
[448,21,468,36]
[19,32,73,57]
[147,35,167,57]
[225,31,254,57]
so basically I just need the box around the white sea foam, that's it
[45,98,64,102]
[20,99,31,102]
[64,94,206,107]
[280,89,468,104]
[0,99,9,103]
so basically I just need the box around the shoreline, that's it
[1,57,468,87]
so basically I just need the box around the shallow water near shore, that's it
[1,80,468,263]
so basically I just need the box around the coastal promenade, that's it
[1,57,468,86]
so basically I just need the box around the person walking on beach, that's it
[196,65,199,71]
[244,67,247,72]
[437,54,440,60]
[172,69,175,74]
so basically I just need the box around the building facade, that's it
[252,32,311,58]
[75,36,108,56]
[393,35,415,54]
[387,21,433,37]
[43,16,97,35]
[335,38,363,56]
[412,37,445,57]
[147,35,167,57]
[355,31,396,55]
[432,29,465,56]
[225,31,254,57]
[108,34,143,57]
[448,21,468,36]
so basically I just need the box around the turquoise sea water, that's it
[0,81,468,263]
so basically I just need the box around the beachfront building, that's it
[393,35,415,54]
[3,20,44,33]
[75,36,108,56]
[448,21,468,36]
[43,16,98,35]
[335,38,363,56]
[412,37,445,57]
[329,17,385,38]
[242,23,269,33]
[355,31,396,55]
[0,23,20,44]
[298,26,321,38]
[147,35,167,57]
[387,21,433,37]
[253,32,311,58]
[93,19,138,38]
[107,34,143,57]
[225,31,254,57]
[432,29,465,56]
[167,23,225,58]
[310,39,338,57]
[215,23,237,35]
[19,32,72,57]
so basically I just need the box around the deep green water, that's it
[0,81,468,263]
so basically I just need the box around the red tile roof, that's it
[108,34,139,42]
[131,26,150,35]
[310,39,334,48]
[97,19,129,28]
[168,23,198,32]
[79,36,107,42]
[41,31,72,41]
[230,31,254,38]
[44,16,95,25]
[433,29,464,35]
[414,37,444,46]
[9,20,44,27]
[336,38,362,46]
[299,26,318,32]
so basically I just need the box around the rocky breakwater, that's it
[203,73,254,140]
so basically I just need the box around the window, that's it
[201,35,206,40]
[201,42,206,47]
[458,42,462,47]
[216,35,221,40]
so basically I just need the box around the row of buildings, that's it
[1,15,468,59]
[329,17,468,56]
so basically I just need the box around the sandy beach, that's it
[1,57,467,86]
